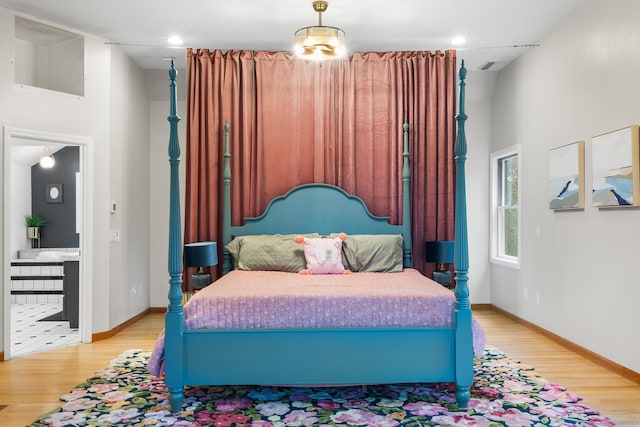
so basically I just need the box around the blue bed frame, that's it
[163,60,472,413]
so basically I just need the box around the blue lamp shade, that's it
[184,241,218,268]
[184,241,218,290]
[424,240,454,269]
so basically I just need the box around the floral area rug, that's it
[30,346,615,426]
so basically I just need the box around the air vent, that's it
[480,61,496,71]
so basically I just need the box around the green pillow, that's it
[339,234,404,272]
[225,233,320,272]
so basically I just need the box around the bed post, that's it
[402,121,412,267]
[453,60,473,408]
[222,122,232,274]
[165,60,185,412]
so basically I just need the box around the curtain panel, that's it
[184,48,456,288]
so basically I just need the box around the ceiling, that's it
[0,0,588,71]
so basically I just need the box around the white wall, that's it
[109,46,151,325]
[147,69,187,308]
[0,8,107,343]
[14,39,36,87]
[49,37,84,96]
[0,7,150,351]
[490,0,640,374]
[463,70,495,304]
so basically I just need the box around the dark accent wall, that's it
[31,146,80,248]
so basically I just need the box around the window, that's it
[490,145,520,268]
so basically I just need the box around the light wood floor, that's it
[476,308,640,426]
[1,308,639,426]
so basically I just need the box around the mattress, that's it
[148,268,485,376]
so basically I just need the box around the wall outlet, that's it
[524,288,528,300]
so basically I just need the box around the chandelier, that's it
[294,0,346,60]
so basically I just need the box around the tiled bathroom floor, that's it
[10,303,80,358]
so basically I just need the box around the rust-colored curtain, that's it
[347,51,457,277]
[184,50,256,288]
[184,48,456,289]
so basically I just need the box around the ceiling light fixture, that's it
[39,146,55,169]
[451,36,467,46]
[167,36,183,46]
[294,0,346,60]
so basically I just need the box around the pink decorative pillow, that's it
[295,233,350,275]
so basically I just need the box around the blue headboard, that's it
[222,122,412,273]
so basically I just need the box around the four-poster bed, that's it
[150,60,482,413]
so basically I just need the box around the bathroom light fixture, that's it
[39,146,55,169]
[294,0,346,60]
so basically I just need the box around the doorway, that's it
[3,127,93,359]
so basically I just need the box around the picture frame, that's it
[591,125,640,208]
[549,141,585,210]
[46,183,63,204]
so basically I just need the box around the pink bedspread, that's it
[148,269,486,376]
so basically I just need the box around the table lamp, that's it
[424,240,454,287]
[184,241,218,290]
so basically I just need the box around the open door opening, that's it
[3,127,93,359]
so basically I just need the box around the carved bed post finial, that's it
[222,121,233,274]
[167,59,182,311]
[402,121,412,267]
[454,60,468,305]
[453,59,472,408]
[165,59,185,412]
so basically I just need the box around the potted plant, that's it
[25,214,46,240]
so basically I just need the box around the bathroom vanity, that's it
[10,249,80,328]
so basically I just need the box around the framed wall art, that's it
[46,183,63,203]
[591,125,640,208]
[549,141,585,210]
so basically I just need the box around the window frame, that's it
[490,145,521,269]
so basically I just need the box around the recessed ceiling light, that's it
[451,36,466,46]
[167,36,183,46]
